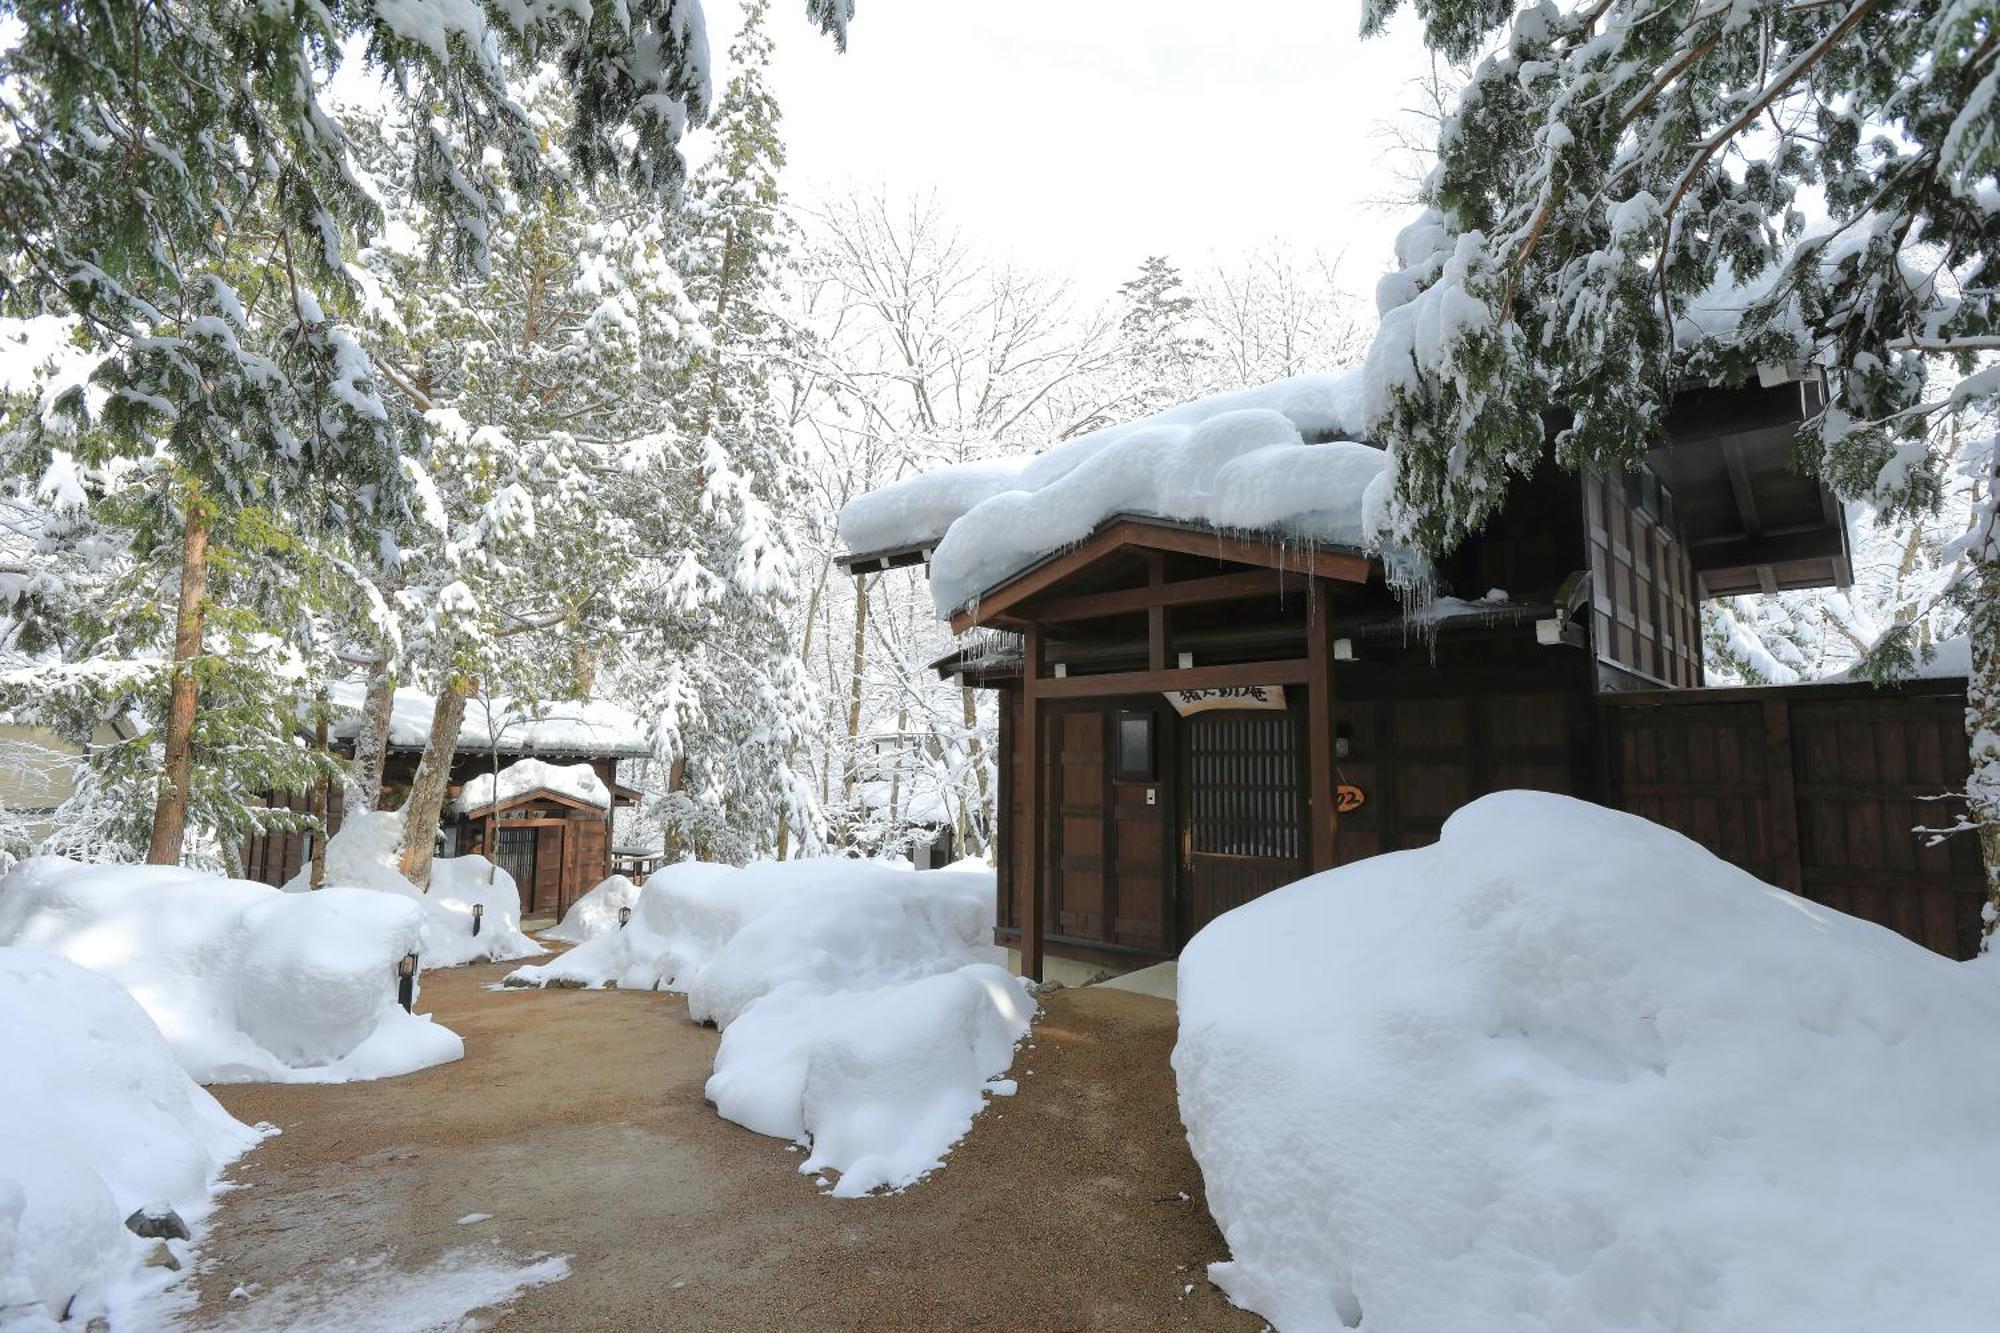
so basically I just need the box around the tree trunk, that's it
[309,710,332,889]
[1969,551,2000,950]
[399,675,470,888]
[839,574,870,835]
[146,505,209,865]
[350,658,395,810]
[961,684,989,855]
[661,754,688,862]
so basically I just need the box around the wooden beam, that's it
[1146,552,1168,671]
[1720,438,1763,538]
[1028,568,1303,624]
[1032,658,1315,700]
[1306,579,1339,871]
[1020,624,1046,984]
[950,517,1371,632]
[1686,525,1847,572]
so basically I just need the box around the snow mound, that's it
[838,372,1381,614]
[286,812,544,968]
[1174,791,2000,1333]
[507,859,1032,1195]
[0,857,463,1083]
[324,684,650,756]
[456,758,609,813]
[0,947,263,1325]
[540,873,642,944]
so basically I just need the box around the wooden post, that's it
[1307,578,1339,871]
[1762,697,1804,892]
[1020,623,1046,983]
[1146,551,1169,671]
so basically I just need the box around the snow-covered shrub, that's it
[1174,791,2000,1333]
[284,811,543,968]
[539,873,641,945]
[0,857,462,1083]
[0,948,262,1325]
[507,859,1032,1195]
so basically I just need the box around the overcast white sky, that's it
[697,0,1440,300]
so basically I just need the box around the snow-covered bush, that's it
[508,860,1032,1195]
[0,857,462,1083]
[1174,791,2000,1333]
[0,947,263,1325]
[284,811,543,968]
[539,873,641,945]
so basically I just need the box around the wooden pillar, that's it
[1146,551,1169,670]
[1020,623,1046,983]
[1307,578,1340,871]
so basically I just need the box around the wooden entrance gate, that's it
[1181,708,1308,938]
[1603,679,1983,959]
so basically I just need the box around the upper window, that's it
[1115,711,1155,782]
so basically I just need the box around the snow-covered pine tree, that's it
[1112,257,1212,417]
[338,73,709,884]
[625,1,821,864]
[1358,0,2000,930]
[2,1,851,865]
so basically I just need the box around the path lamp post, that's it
[472,902,484,937]
[398,952,419,1012]
[618,906,632,930]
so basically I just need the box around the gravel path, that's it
[176,956,1261,1331]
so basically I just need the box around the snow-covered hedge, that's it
[539,872,641,944]
[285,811,544,968]
[1174,791,2000,1333]
[1,947,263,1325]
[508,860,1033,1195]
[0,857,463,1083]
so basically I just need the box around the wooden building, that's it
[242,688,649,918]
[840,379,1981,978]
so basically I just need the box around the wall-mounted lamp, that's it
[618,906,633,930]
[471,903,484,937]
[397,952,419,1012]
[1177,651,1194,669]
[1052,662,1068,678]
[1334,638,1356,661]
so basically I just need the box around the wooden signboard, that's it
[1163,684,1287,716]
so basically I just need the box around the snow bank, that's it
[508,860,1033,1195]
[0,948,263,1325]
[0,857,463,1084]
[1174,791,2000,1333]
[539,873,642,944]
[456,758,609,813]
[838,373,1382,614]
[286,811,544,968]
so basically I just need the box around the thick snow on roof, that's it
[456,758,611,813]
[326,682,651,757]
[838,372,1387,616]
[1176,791,2000,1332]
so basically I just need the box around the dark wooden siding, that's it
[1333,642,1595,861]
[1605,681,1982,958]
[1586,468,1702,689]
[241,785,343,885]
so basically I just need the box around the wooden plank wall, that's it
[241,785,343,886]
[1605,683,1983,959]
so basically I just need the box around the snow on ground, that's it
[837,372,1384,614]
[456,758,610,813]
[0,857,462,1084]
[539,873,641,944]
[0,947,263,1327]
[507,860,1034,1196]
[194,1246,570,1333]
[1174,791,2000,1333]
[285,811,544,968]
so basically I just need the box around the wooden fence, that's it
[1602,678,1984,960]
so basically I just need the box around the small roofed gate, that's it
[1182,707,1307,937]
[1604,679,1983,959]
